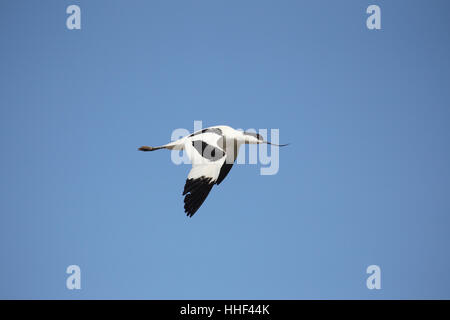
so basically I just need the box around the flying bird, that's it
[139,125,288,217]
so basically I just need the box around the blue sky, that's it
[1,0,450,299]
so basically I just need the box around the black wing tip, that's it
[183,177,214,217]
[185,210,195,218]
[183,200,200,217]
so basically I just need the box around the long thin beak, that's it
[264,141,289,147]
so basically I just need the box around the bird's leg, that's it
[138,146,162,151]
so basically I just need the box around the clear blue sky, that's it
[1,0,450,299]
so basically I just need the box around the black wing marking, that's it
[215,137,239,185]
[183,177,215,217]
[189,128,223,138]
[216,163,233,185]
[191,140,225,161]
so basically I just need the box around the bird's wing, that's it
[182,132,229,217]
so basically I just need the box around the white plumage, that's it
[139,125,287,217]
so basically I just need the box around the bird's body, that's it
[139,125,287,217]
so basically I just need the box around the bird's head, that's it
[243,132,264,144]
[242,131,289,147]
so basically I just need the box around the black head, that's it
[243,132,264,142]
